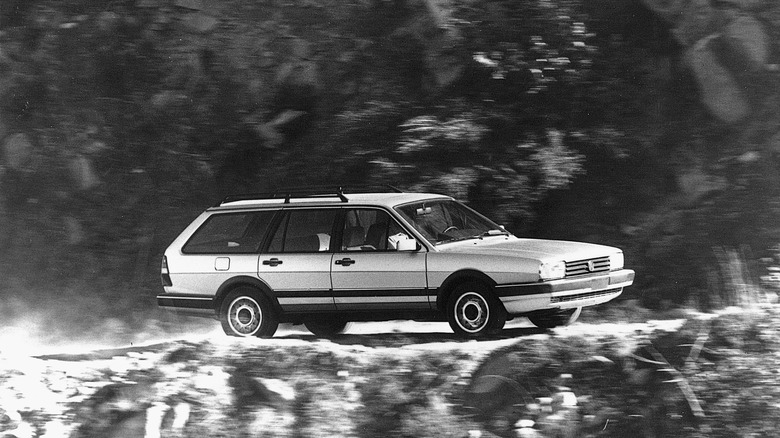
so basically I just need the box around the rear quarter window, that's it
[182,211,275,254]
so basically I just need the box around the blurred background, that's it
[0,0,779,344]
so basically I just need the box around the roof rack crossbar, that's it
[216,184,405,207]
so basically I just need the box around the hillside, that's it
[1,307,779,437]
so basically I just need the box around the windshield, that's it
[395,199,508,246]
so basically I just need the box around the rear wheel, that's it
[447,282,506,338]
[304,319,351,338]
[527,307,581,329]
[220,287,279,338]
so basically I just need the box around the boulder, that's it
[677,165,728,203]
[275,61,320,90]
[269,110,307,129]
[3,133,33,171]
[69,156,100,190]
[96,11,121,33]
[725,15,769,69]
[685,35,749,123]
[181,13,218,34]
[64,216,84,245]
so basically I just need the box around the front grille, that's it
[565,256,610,277]
[550,288,622,304]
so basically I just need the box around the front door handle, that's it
[335,258,355,266]
[263,258,283,267]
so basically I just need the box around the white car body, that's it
[158,190,635,337]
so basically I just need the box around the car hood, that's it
[436,237,619,262]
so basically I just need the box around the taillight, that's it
[161,256,173,287]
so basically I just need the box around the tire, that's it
[220,287,279,338]
[527,307,581,329]
[447,282,507,338]
[304,319,352,338]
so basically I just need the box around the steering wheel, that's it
[442,226,459,234]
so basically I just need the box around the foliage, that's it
[0,0,778,326]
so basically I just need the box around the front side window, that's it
[268,209,338,253]
[182,211,275,254]
[395,199,504,245]
[341,209,408,251]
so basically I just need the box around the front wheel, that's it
[527,307,581,329]
[447,282,506,338]
[220,287,279,338]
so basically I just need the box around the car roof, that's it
[209,192,453,211]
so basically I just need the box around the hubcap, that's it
[455,292,489,333]
[228,297,262,336]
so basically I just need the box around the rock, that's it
[555,391,577,408]
[83,140,108,155]
[515,427,540,438]
[1,421,34,438]
[270,110,307,128]
[685,35,749,123]
[68,156,100,190]
[97,11,121,33]
[258,378,296,401]
[181,13,218,34]
[276,61,320,90]
[736,151,760,163]
[725,15,769,69]
[256,123,284,148]
[3,134,33,171]
[64,216,84,245]
[229,370,286,409]
[677,165,728,203]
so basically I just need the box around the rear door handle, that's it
[335,258,355,266]
[263,258,283,267]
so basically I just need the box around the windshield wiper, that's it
[436,229,510,245]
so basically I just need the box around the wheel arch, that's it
[214,276,281,317]
[435,269,499,312]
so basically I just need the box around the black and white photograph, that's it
[1,0,779,436]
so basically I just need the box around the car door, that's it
[257,208,338,312]
[330,208,430,311]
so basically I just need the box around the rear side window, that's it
[268,209,338,253]
[182,211,275,254]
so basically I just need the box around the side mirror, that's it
[395,237,419,252]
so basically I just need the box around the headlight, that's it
[539,260,566,280]
[609,252,624,270]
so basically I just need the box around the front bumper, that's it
[495,269,635,314]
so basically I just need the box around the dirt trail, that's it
[0,318,686,437]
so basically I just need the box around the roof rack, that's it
[215,184,403,207]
